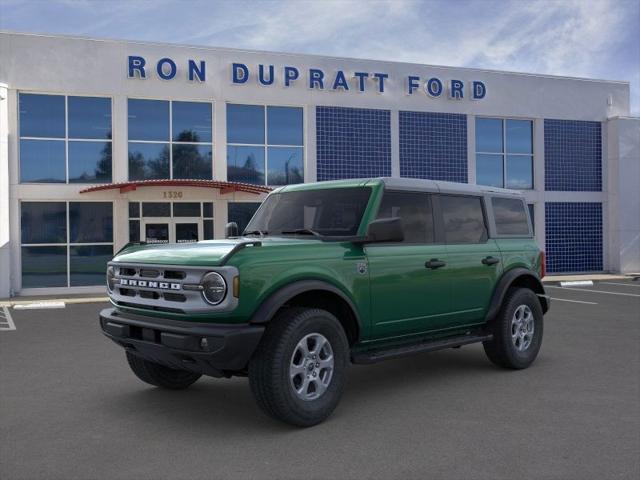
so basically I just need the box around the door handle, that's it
[482,256,500,266]
[425,259,446,269]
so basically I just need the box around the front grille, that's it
[108,262,238,314]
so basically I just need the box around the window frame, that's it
[226,102,306,186]
[18,92,114,185]
[128,201,214,242]
[19,200,115,290]
[127,98,214,181]
[475,116,534,190]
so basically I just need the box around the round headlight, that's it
[106,266,116,293]
[201,272,227,305]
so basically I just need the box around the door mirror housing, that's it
[363,217,404,243]
[225,222,239,238]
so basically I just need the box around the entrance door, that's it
[141,218,202,244]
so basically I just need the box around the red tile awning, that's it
[79,179,272,195]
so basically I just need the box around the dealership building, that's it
[0,31,638,297]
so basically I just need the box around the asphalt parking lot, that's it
[1,280,639,480]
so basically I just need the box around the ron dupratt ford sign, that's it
[127,56,487,100]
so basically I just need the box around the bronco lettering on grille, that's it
[119,278,181,290]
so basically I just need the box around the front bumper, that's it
[99,308,264,377]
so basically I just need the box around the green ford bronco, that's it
[100,177,549,426]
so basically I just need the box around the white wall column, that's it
[0,83,10,297]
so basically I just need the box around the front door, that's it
[366,191,452,341]
[143,219,170,244]
[174,219,202,243]
[141,218,202,244]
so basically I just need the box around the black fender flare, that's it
[248,279,362,331]
[485,268,549,322]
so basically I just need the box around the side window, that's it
[440,195,487,243]
[376,191,434,243]
[492,197,531,236]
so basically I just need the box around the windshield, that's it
[244,187,372,237]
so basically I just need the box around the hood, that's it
[112,237,322,266]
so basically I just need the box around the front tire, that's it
[483,288,544,369]
[126,351,201,389]
[249,307,349,427]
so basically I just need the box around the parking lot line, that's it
[0,306,16,331]
[546,286,640,297]
[600,282,640,288]
[550,297,598,305]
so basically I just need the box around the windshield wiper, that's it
[280,228,323,238]
[243,229,268,237]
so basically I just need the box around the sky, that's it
[1,0,639,114]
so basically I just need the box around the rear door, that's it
[366,191,452,340]
[439,194,502,326]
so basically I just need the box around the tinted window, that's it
[227,145,265,184]
[68,96,112,139]
[19,93,65,138]
[203,219,214,240]
[229,202,262,234]
[128,99,169,141]
[129,220,140,242]
[267,147,304,185]
[70,245,113,286]
[376,191,434,243]
[203,202,213,218]
[21,202,67,244]
[245,188,371,237]
[267,106,303,145]
[68,141,112,183]
[173,203,201,217]
[440,195,487,243]
[227,104,264,144]
[129,202,140,218]
[506,155,533,189]
[506,119,532,154]
[142,202,171,217]
[528,204,535,232]
[172,101,212,143]
[69,202,113,243]
[476,154,503,188]
[128,142,170,180]
[172,144,212,179]
[492,197,530,236]
[21,246,67,288]
[19,139,66,183]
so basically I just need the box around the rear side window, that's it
[440,195,487,243]
[376,191,434,243]
[492,197,530,236]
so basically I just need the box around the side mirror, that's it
[364,217,404,243]
[225,222,239,238]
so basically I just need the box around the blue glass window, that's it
[70,245,113,286]
[128,142,170,180]
[172,144,212,179]
[68,96,112,139]
[227,104,264,144]
[476,118,533,189]
[128,99,170,141]
[173,101,212,143]
[476,154,503,187]
[21,202,67,244]
[69,202,113,243]
[21,246,68,288]
[267,147,304,185]
[19,93,65,138]
[20,139,66,183]
[227,146,265,184]
[267,106,303,145]
[68,141,112,183]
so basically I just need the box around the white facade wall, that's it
[0,32,637,297]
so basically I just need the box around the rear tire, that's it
[249,307,349,427]
[126,351,201,389]
[483,288,543,369]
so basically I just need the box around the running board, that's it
[351,333,493,364]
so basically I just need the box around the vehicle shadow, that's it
[100,346,502,434]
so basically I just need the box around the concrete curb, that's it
[0,297,109,308]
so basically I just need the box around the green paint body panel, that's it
[110,178,543,350]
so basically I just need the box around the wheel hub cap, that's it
[511,304,534,352]
[290,333,334,401]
